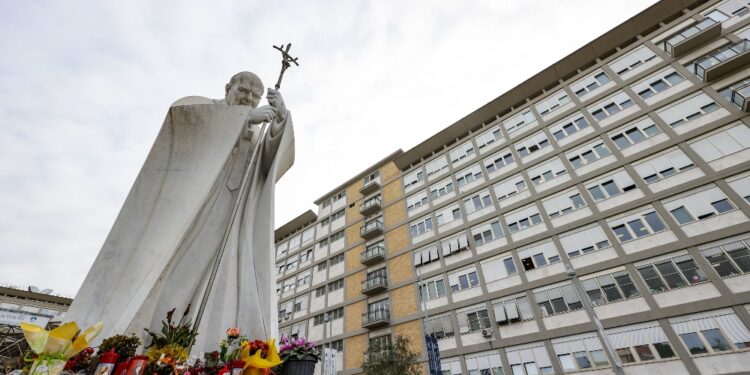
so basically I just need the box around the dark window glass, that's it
[627,219,649,238]
[644,212,666,232]
[711,199,734,213]
[680,332,708,355]
[643,124,661,136]
[727,244,750,272]
[638,265,668,292]
[665,72,684,86]
[675,258,707,284]
[702,329,731,352]
[656,261,686,289]
[612,224,633,242]
[634,345,655,361]
[625,128,645,143]
[588,186,606,201]
[612,134,631,149]
[614,272,640,298]
[650,79,668,93]
[671,206,694,224]
[704,249,740,277]
[574,351,592,369]
[616,348,636,363]
[571,194,586,209]
[602,180,620,196]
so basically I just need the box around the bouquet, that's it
[20,321,103,375]
[144,306,198,375]
[277,337,319,361]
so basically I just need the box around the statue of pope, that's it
[65,71,294,353]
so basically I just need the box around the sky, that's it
[0,0,659,297]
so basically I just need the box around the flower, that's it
[240,339,283,375]
[226,328,241,338]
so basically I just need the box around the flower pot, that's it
[281,355,318,375]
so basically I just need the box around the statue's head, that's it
[225,71,264,107]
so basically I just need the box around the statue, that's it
[65,68,295,354]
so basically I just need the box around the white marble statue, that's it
[65,71,294,353]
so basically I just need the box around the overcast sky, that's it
[0,0,658,297]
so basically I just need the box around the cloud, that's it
[0,0,658,296]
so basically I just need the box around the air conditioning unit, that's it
[481,328,494,338]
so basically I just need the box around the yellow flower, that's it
[240,339,283,375]
[20,321,103,359]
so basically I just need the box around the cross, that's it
[273,43,299,90]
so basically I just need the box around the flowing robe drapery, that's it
[65,97,294,353]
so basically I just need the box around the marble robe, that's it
[65,96,294,353]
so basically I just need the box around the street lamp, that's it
[323,312,333,375]
[566,265,625,375]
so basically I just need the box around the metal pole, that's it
[566,266,625,375]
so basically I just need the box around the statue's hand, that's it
[267,88,288,122]
[246,105,277,125]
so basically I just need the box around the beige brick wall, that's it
[388,252,413,285]
[382,179,403,205]
[347,180,364,205]
[384,200,406,228]
[385,225,410,255]
[345,300,366,332]
[345,271,364,301]
[393,320,424,353]
[345,245,364,273]
[390,285,418,319]
[346,202,360,225]
[381,161,400,182]
[345,224,361,247]
[344,334,367,370]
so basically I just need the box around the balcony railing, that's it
[362,309,390,328]
[363,348,393,363]
[360,219,384,239]
[360,243,386,265]
[360,178,381,195]
[360,196,382,216]
[694,39,750,81]
[731,83,750,112]
[361,275,388,295]
[663,18,720,57]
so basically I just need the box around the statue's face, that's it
[225,75,263,107]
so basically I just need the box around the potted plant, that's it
[143,305,198,375]
[276,337,319,375]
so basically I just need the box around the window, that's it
[455,164,484,188]
[406,191,429,213]
[423,314,454,339]
[656,92,721,128]
[315,286,326,297]
[506,343,554,375]
[441,233,470,256]
[276,262,285,276]
[503,108,537,134]
[559,224,611,258]
[288,234,302,251]
[293,295,308,312]
[364,170,379,185]
[664,185,737,225]
[403,169,424,190]
[605,322,676,364]
[609,116,663,150]
[471,220,505,247]
[364,268,387,289]
[719,77,750,107]
[670,309,750,356]
[319,217,330,227]
[542,188,587,219]
[505,204,543,233]
[448,267,481,292]
[662,18,718,54]
[332,190,346,203]
[633,148,696,184]
[285,258,298,272]
[419,277,447,302]
[689,123,750,163]
[700,236,750,277]
[429,178,455,200]
[435,204,462,227]
[585,169,637,202]
[549,113,589,142]
[553,333,609,372]
[493,174,528,202]
[535,283,583,316]
[607,207,667,243]
[636,252,708,293]
[330,209,345,221]
[475,125,504,150]
[327,278,343,292]
[329,253,344,266]
[449,140,476,164]
[409,216,434,238]
[320,199,331,209]
[608,45,660,77]
[457,304,492,333]
[318,238,328,249]
[518,241,561,271]
[463,189,494,214]
[567,140,612,169]
[296,270,311,286]
[516,131,550,159]
[528,157,568,186]
[536,89,571,117]
[493,295,534,325]
[425,155,449,178]
[313,313,325,326]
[581,270,640,306]
[282,278,295,292]
[299,248,313,263]
[728,174,750,203]
[301,227,315,243]
[290,321,306,339]
[465,351,503,375]
[632,68,686,100]
[413,244,440,267]
[276,241,288,257]
[484,148,515,173]
[570,70,612,98]
[588,91,635,121]
[480,252,517,282]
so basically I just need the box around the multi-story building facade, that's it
[274,0,750,373]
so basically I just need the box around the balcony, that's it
[663,18,720,57]
[362,309,390,328]
[360,196,382,216]
[731,83,750,112]
[360,219,384,239]
[360,179,381,195]
[694,40,750,81]
[361,275,388,295]
[360,243,386,266]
